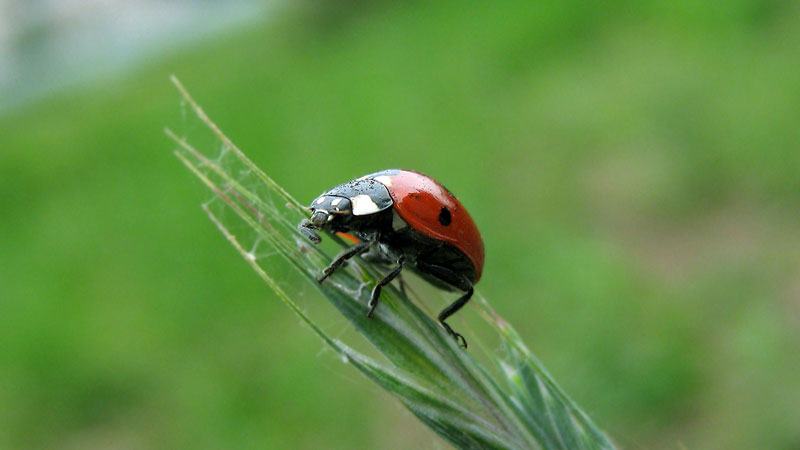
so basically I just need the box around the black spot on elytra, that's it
[438,206,452,226]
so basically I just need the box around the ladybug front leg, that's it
[298,219,322,244]
[318,239,373,283]
[415,261,473,349]
[367,255,405,317]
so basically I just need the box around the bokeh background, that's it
[2,1,799,448]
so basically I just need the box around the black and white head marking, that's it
[320,177,394,217]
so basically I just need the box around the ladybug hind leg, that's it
[415,260,474,349]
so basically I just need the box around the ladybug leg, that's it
[415,261,473,349]
[318,239,373,283]
[298,219,321,244]
[437,288,472,349]
[367,255,405,317]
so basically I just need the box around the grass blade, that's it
[169,76,616,450]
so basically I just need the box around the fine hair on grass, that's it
[167,76,616,450]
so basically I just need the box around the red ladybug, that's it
[299,169,484,348]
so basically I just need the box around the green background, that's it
[2,1,799,448]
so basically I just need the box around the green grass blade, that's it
[478,298,616,450]
[169,77,616,450]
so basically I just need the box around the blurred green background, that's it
[2,1,800,448]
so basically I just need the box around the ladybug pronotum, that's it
[298,169,484,348]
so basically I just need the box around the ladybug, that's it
[298,169,484,348]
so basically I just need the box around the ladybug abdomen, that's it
[381,227,478,284]
[371,169,485,282]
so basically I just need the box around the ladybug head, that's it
[308,195,353,227]
[299,177,394,245]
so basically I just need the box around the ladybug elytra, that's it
[298,169,484,348]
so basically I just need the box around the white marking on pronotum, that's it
[331,197,342,206]
[316,197,326,205]
[373,175,392,187]
[351,194,380,215]
[392,210,408,231]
